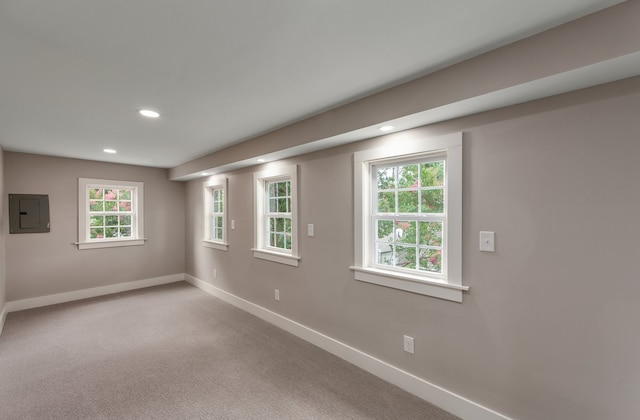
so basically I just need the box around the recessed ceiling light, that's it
[103,148,117,154]
[379,125,394,132]
[138,109,160,118]
[257,158,266,163]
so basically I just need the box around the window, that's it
[78,178,144,249]
[203,177,228,251]
[352,132,467,302]
[253,165,299,266]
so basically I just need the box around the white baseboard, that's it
[0,304,7,337]
[185,274,510,420]
[5,274,185,313]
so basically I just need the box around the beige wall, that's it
[4,153,186,301]
[185,79,640,420]
[0,146,5,311]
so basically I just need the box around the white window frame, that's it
[351,132,468,302]
[252,164,300,267]
[202,177,228,251]
[77,178,145,250]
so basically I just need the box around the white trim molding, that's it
[352,132,465,302]
[0,305,7,337]
[253,164,300,266]
[5,274,184,313]
[185,274,510,420]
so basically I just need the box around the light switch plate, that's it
[479,231,495,252]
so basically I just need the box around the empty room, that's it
[1,1,639,419]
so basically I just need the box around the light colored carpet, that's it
[0,282,459,419]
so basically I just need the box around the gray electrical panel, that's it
[9,194,50,234]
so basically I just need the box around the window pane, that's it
[396,221,416,244]
[377,192,395,212]
[421,189,444,213]
[276,234,285,249]
[89,188,103,199]
[268,182,276,198]
[395,245,417,269]
[105,201,118,211]
[419,222,442,246]
[105,227,118,238]
[118,189,132,200]
[285,218,291,233]
[269,233,277,247]
[89,201,103,211]
[269,198,277,212]
[275,218,284,232]
[419,249,442,273]
[376,243,394,266]
[421,161,445,187]
[90,216,104,227]
[284,234,291,250]
[119,227,131,238]
[398,164,419,189]
[119,215,131,226]
[90,228,104,239]
[397,191,418,213]
[105,216,118,226]
[377,220,394,240]
[376,167,395,190]
[278,198,288,212]
[104,189,117,200]
[118,201,131,211]
[278,182,287,197]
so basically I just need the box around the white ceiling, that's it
[0,0,624,169]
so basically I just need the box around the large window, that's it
[203,177,228,251]
[78,178,144,249]
[253,165,299,266]
[352,132,467,302]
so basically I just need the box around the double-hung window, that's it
[77,178,144,249]
[253,165,299,266]
[203,177,228,251]
[352,132,467,302]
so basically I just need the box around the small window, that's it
[253,165,299,266]
[203,177,228,251]
[352,132,467,302]
[78,178,144,250]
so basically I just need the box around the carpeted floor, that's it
[0,282,459,419]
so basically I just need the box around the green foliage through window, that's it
[373,158,445,274]
[266,180,292,251]
[87,187,134,239]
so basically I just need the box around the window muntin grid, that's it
[372,158,446,275]
[265,180,292,251]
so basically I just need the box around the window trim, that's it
[351,132,467,302]
[202,176,229,251]
[77,178,145,250]
[252,164,299,267]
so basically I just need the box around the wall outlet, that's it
[274,289,280,301]
[403,335,415,354]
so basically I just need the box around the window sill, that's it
[252,248,300,267]
[350,266,468,303]
[202,240,229,251]
[77,238,145,250]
